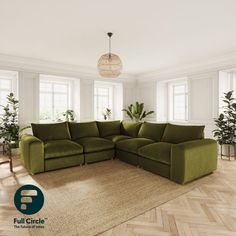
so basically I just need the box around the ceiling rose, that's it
[97,32,122,78]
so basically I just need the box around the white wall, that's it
[17,73,132,124]
[122,80,137,120]
[136,80,156,122]
[1,53,236,139]
[79,79,94,121]
[18,72,39,125]
[137,72,219,138]
[1,71,136,125]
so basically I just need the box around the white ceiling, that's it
[0,0,236,75]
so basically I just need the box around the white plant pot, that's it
[220,144,235,158]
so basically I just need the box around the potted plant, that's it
[122,102,154,122]
[102,108,112,120]
[0,93,30,150]
[62,109,75,121]
[213,90,236,160]
[57,109,76,122]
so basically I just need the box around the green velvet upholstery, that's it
[170,139,217,184]
[120,120,142,137]
[31,122,71,141]
[20,134,44,174]
[44,140,83,159]
[116,138,154,154]
[68,121,99,140]
[162,123,205,144]
[105,135,131,143]
[138,142,172,165]
[74,137,114,153]
[85,150,115,163]
[116,150,139,166]
[138,122,167,141]
[139,157,170,178]
[45,154,84,171]
[97,120,121,137]
[20,120,218,185]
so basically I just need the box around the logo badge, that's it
[14,184,44,215]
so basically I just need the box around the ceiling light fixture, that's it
[97,32,122,78]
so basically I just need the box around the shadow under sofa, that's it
[20,120,217,184]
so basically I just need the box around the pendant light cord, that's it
[107,32,113,59]
[109,36,111,58]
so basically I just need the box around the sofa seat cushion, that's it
[105,135,132,143]
[138,142,173,165]
[116,138,154,154]
[75,137,114,153]
[44,140,83,159]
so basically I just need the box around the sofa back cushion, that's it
[68,121,99,140]
[138,122,167,141]
[31,122,71,141]
[97,121,121,137]
[162,123,205,144]
[120,120,142,137]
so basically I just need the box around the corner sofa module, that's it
[20,120,218,185]
[137,123,217,184]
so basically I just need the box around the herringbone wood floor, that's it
[0,155,236,236]
[99,158,236,236]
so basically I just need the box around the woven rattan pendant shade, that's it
[97,32,122,78]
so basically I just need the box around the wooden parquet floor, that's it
[0,155,236,236]
[99,159,236,236]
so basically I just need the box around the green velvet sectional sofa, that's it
[20,120,217,184]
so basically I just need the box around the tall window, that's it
[0,70,18,114]
[173,84,188,121]
[40,75,71,122]
[168,81,188,121]
[94,84,113,120]
[219,70,236,113]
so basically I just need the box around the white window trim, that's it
[219,70,236,114]
[0,70,18,115]
[0,69,18,96]
[39,74,75,122]
[168,79,188,122]
[94,83,113,120]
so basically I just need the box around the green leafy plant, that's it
[213,91,236,144]
[102,108,112,120]
[62,109,75,121]
[122,102,154,122]
[0,93,30,146]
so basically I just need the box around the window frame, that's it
[168,80,188,122]
[0,70,18,114]
[39,75,72,123]
[94,83,113,120]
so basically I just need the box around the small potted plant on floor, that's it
[122,102,154,122]
[213,91,236,160]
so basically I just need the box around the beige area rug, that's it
[25,159,216,236]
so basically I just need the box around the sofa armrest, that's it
[20,134,44,174]
[170,139,217,184]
